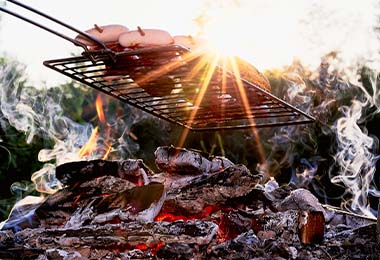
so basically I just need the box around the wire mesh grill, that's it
[44,45,315,131]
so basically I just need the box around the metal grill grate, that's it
[44,45,315,131]
[1,0,314,131]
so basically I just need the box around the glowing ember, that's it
[155,205,221,222]
[123,242,166,255]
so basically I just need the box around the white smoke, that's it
[0,60,146,194]
[0,62,95,193]
[332,100,380,217]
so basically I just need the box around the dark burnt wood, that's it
[16,220,218,249]
[161,164,262,215]
[56,159,153,186]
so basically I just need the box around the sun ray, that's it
[220,57,228,121]
[135,51,203,86]
[177,53,220,148]
[227,56,266,164]
[183,53,214,82]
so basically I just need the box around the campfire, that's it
[1,1,380,260]
[0,146,378,259]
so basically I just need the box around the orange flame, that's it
[96,94,106,122]
[77,94,112,160]
[77,126,99,158]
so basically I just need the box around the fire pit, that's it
[1,1,378,260]
[0,146,378,259]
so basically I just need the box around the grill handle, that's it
[0,0,112,61]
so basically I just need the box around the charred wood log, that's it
[161,164,262,215]
[16,220,218,250]
[275,188,326,244]
[154,146,234,175]
[276,189,326,218]
[298,211,325,244]
[208,230,262,259]
[224,188,277,213]
[218,210,262,240]
[156,243,202,259]
[65,182,166,227]
[56,159,153,186]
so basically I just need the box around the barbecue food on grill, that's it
[225,56,271,92]
[173,35,207,51]
[118,28,174,48]
[75,24,129,51]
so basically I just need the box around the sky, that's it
[0,0,379,86]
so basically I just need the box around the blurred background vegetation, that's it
[1,50,380,221]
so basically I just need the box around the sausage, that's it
[75,24,129,49]
[173,35,207,51]
[118,28,174,48]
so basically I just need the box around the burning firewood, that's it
[154,146,234,175]
[161,164,262,215]
[16,220,218,250]
[56,158,153,186]
[1,147,379,259]
[298,211,325,244]
[275,188,326,244]
[67,182,166,227]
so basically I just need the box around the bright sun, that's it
[201,8,247,57]
[196,2,311,70]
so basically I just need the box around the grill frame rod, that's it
[1,0,315,131]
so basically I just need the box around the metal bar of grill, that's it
[0,0,114,62]
[44,45,315,131]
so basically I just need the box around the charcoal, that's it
[324,205,374,229]
[78,175,136,194]
[1,152,379,259]
[34,189,78,228]
[276,188,326,218]
[162,164,262,215]
[16,220,218,249]
[65,182,165,227]
[218,210,261,240]
[260,210,301,244]
[0,247,43,260]
[208,230,261,259]
[298,211,325,244]
[154,146,234,175]
[37,248,85,260]
[56,159,153,186]
[224,188,277,212]
[37,176,136,216]
[156,243,201,260]
[151,172,199,190]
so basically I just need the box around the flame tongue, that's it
[95,94,105,122]
[77,126,99,158]
[77,94,111,160]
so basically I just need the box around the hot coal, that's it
[0,146,378,259]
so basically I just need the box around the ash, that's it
[0,146,378,260]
